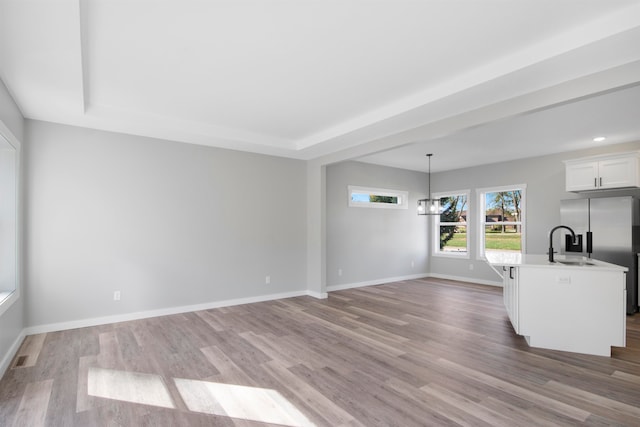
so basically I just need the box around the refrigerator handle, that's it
[586,231,593,255]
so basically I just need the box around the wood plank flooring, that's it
[1,277,640,426]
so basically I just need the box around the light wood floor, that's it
[2,278,640,426]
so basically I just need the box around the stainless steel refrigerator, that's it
[561,196,640,314]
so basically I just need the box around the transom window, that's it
[477,185,525,259]
[348,186,408,209]
[433,191,469,257]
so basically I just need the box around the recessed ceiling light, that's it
[593,136,606,142]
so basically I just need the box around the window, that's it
[433,191,469,257]
[0,131,18,315]
[348,186,408,209]
[478,185,525,259]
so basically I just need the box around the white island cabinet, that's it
[486,253,627,357]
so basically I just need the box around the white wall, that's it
[24,120,308,328]
[326,161,429,288]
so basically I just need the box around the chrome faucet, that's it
[549,225,577,263]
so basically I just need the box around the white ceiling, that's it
[358,84,640,173]
[1,0,640,167]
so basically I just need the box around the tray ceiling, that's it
[1,0,640,166]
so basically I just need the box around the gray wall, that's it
[326,161,429,287]
[429,141,640,284]
[25,120,307,327]
[0,78,24,371]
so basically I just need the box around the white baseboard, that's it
[4,289,324,375]
[0,328,26,378]
[7,275,499,376]
[327,273,501,292]
[327,273,430,292]
[306,290,328,299]
[428,273,502,287]
[24,289,313,336]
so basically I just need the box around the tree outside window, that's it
[479,187,525,257]
[434,191,469,256]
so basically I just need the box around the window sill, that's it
[433,252,470,259]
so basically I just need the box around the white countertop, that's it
[485,252,628,272]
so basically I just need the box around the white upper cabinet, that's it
[566,161,600,191]
[564,151,640,192]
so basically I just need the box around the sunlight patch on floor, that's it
[87,367,174,408]
[174,378,315,426]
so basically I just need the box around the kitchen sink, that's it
[555,260,595,266]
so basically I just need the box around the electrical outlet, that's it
[113,291,121,301]
[338,268,342,277]
[265,276,271,284]
[469,264,474,270]
[411,260,415,268]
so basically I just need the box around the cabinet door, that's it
[599,157,639,189]
[566,161,598,191]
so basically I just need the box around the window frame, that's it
[0,125,20,318]
[476,184,526,260]
[432,190,470,258]
[347,185,408,210]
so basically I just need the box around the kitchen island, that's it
[486,253,627,356]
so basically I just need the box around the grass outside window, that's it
[484,230,522,252]
[444,231,522,252]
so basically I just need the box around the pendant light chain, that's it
[417,153,440,215]
[428,153,432,201]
